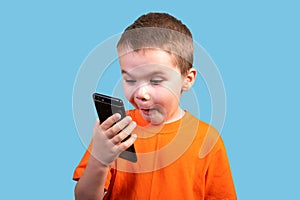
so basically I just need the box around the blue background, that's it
[1,0,299,199]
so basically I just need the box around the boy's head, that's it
[117,12,196,125]
[117,12,194,75]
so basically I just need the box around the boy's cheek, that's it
[122,84,133,96]
[123,88,135,103]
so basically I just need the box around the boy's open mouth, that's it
[140,108,155,116]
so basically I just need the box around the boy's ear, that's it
[182,68,197,91]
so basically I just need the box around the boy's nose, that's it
[135,84,151,101]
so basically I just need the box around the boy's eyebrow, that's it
[121,69,166,76]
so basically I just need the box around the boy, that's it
[73,12,237,199]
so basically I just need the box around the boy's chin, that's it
[149,116,166,126]
[140,109,166,126]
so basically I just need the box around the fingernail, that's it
[126,116,132,121]
[115,113,121,119]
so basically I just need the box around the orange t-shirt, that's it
[73,110,237,200]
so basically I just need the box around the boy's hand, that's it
[91,113,137,166]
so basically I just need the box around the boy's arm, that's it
[74,114,137,200]
[74,155,108,200]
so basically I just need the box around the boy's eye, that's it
[125,79,136,83]
[150,79,163,85]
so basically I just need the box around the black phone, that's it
[93,93,137,163]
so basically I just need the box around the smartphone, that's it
[93,93,137,163]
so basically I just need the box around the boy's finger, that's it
[117,134,137,152]
[109,116,132,136]
[94,118,100,127]
[111,121,136,144]
[100,113,121,130]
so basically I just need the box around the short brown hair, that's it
[117,12,194,75]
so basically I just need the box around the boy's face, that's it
[119,49,192,125]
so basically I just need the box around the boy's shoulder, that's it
[183,110,219,134]
[183,111,223,158]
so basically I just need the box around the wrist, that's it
[88,154,110,171]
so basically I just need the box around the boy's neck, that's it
[164,107,185,124]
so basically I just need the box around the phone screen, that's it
[93,93,137,163]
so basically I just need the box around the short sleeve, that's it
[205,138,237,199]
[72,142,93,181]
